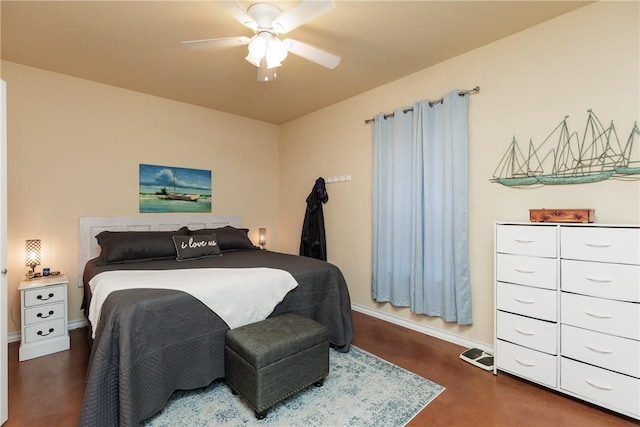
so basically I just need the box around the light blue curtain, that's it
[372,90,472,325]
[372,107,414,306]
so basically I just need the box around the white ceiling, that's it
[1,1,591,124]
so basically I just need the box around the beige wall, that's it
[278,2,640,346]
[3,62,280,334]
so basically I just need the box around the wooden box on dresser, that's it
[494,222,639,420]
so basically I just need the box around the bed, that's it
[76,215,352,426]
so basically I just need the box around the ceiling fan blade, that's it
[182,36,251,49]
[221,0,258,31]
[283,38,341,69]
[273,0,336,34]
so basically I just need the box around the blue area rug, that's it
[143,346,444,426]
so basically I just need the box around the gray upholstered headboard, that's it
[78,215,242,283]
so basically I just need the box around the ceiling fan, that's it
[182,0,341,82]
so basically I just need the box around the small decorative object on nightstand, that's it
[18,274,70,361]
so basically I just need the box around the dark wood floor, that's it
[5,311,639,426]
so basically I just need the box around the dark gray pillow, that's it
[95,227,188,264]
[190,226,256,250]
[172,234,222,261]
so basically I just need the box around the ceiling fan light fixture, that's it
[245,36,267,67]
[245,52,262,67]
[265,38,288,69]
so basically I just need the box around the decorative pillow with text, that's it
[172,234,221,261]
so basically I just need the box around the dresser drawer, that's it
[496,254,557,290]
[561,324,639,377]
[562,259,640,303]
[561,227,640,265]
[496,340,557,388]
[496,225,557,258]
[23,285,65,307]
[496,282,557,321]
[561,293,639,340]
[497,311,557,354]
[23,302,65,326]
[23,319,66,344]
[561,358,640,418]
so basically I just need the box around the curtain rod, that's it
[364,86,480,124]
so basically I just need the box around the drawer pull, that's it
[514,358,535,367]
[514,239,535,244]
[514,297,536,304]
[585,379,613,391]
[36,310,55,319]
[585,344,613,354]
[36,293,55,301]
[585,311,613,319]
[514,328,535,336]
[515,268,536,274]
[36,328,55,337]
[584,242,611,249]
[584,277,612,284]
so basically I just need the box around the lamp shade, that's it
[25,239,41,271]
[265,38,288,69]
[258,228,266,247]
[245,36,267,67]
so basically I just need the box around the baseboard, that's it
[351,303,494,354]
[8,318,89,344]
[69,318,89,331]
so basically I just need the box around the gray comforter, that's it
[78,250,352,426]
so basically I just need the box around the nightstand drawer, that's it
[497,225,557,257]
[497,254,557,289]
[497,311,557,354]
[561,227,640,265]
[23,302,65,326]
[562,259,640,302]
[561,358,640,418]
[561,324,640,377]
[23,285,65,307]
[496,282,557,321]
[561,293,639,340]
[497,340,557,388]
[23,319,65,344]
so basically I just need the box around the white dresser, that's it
[18,274,70,361]
[494,222,639,420]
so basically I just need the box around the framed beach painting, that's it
[139,164,212,213]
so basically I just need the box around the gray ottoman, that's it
[225,313,330,419]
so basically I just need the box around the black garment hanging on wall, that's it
[300,177,329,261]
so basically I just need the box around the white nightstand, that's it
[18,274,70,361]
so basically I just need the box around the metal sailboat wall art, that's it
[491,110,640,187]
